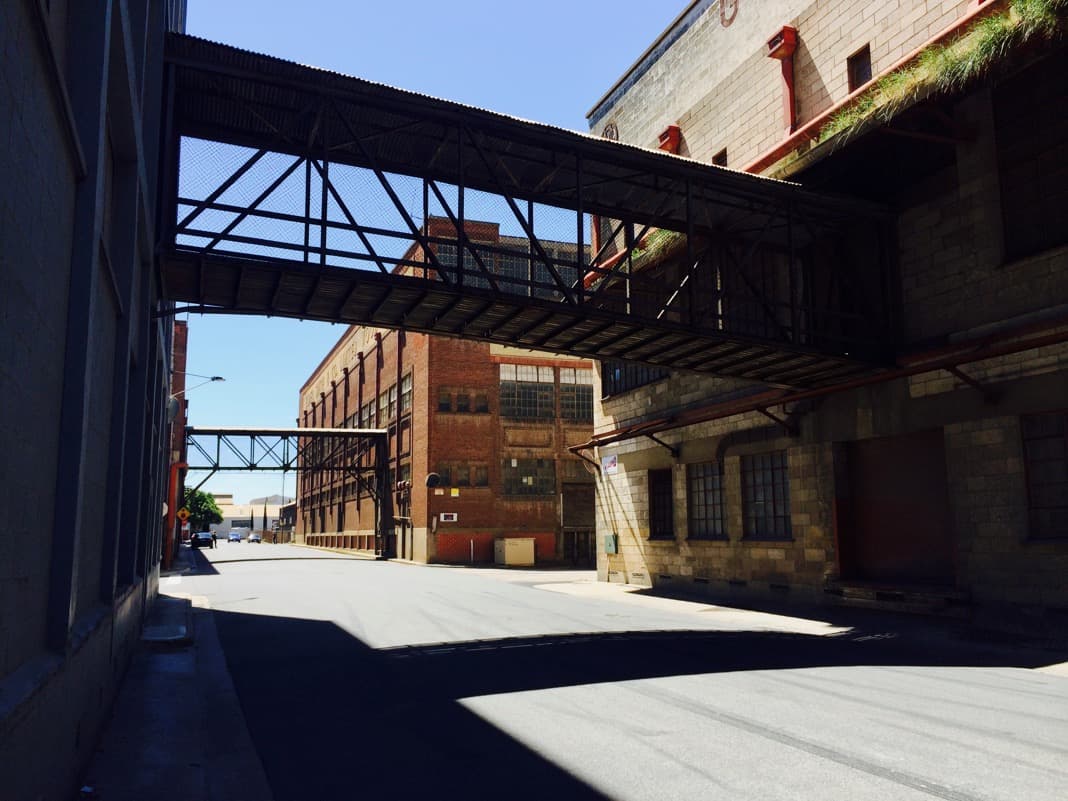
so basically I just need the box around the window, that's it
[502,458,556,495]
[847,45,872,92]
[361,400,375,428]
[387,384,397,420]
[438,389,452,412]
[436,464,452,486]
[474,393,489,413]
[712,149,728,167]
[1021,412,1068,539]
[500,364,554,420]
[378,391,388,423]
[454,465,471,487]
[560,367,594,423]
[456,392,471,413]
[473,464,489,487]
[400,373,413,413]
[995,49,1068,260]
[741,451,791,540]
[648,469,674,540]
[687,462,727,539]
[601,360,669,397]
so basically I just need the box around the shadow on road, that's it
[212,609,1065,800]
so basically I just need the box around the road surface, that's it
[166,543,1068,801]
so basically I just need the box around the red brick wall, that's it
[436,532,556,564]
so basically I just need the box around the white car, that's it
[248,532,263,543]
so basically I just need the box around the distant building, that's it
[298,218,596,565]
[209,493,292,536]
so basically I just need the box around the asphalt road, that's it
[172,543,1068,801]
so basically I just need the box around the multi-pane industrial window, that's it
[601,360,669,398]
[1021,412,1068,539]
[436,462,489,488]
[741,451,792,540]
[560,367,594,422]
[502,458,555,495]
[456,392,470,413]
[474,393,489,413]
[648,469,674,540]
[687,462,727,539]
[387,384,397,420]
[500,364,554,420]
[437,388,451,412]
[400,373,413,413]
[362,400,375,428]
[378,391,388,423]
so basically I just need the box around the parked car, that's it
[190,531,214,549]
[227,530,243,543]
[248,532,263,543]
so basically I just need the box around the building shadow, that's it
[211,609,1065,800]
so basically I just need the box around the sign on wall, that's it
[601,454,618,475]
[440,512,458,523]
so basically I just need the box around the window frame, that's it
[1021,411,1068,540]
[741,450,792,541]
[648,468,675,540]
[687,461,727,540]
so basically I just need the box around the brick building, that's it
[298,219,596,565]
[581,0,1067,631]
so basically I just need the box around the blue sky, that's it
[181,0,685,502]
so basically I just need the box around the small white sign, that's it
[440,512,458,523]
[602,454,618,475]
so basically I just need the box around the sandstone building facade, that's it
[582,0,1067,631]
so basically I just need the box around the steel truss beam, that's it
[161,34,896,388]
[184,426,396,557]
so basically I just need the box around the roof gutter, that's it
[742,0,1004,175]
[572,312,1068,455]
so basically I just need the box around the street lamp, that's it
[168,373,224,422]
[164,371,225,567]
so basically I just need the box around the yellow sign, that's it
[177,507,190,522]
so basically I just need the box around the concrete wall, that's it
[0,2,181,798]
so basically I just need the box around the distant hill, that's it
[248,494,292,505]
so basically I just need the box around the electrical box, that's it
[604,533,619,554]
[494,537,535,566]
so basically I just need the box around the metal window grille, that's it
[502,458,556,495]
[1021,412,1068,539]
[560,367,594,422]
[687,462,727,539]
[648,468,674,540]
[601,360,669,398]
[741,451,791,540]
[500,364,554,420]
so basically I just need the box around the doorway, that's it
[838,430,955,585]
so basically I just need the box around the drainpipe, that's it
[766,26,799,136]
[163,460,188,570]
[744,0,1003,174]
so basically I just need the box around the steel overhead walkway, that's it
[159,34,894,388]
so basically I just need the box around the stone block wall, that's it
[945,417,1068,609]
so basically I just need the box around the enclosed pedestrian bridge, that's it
[160,34,893,388]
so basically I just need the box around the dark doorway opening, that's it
[838,430,955,585]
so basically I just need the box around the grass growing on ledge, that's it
[816,0,1067,145]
